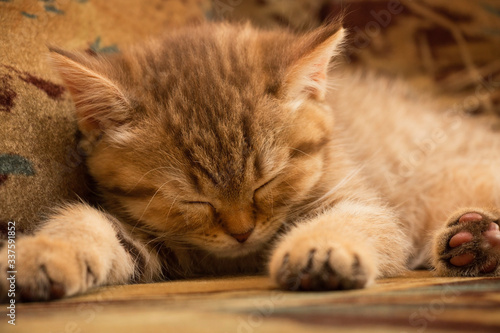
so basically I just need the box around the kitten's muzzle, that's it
[230,228,254,243]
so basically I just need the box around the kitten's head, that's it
[50,22,345,257]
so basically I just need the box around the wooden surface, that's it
[1,271,500,333]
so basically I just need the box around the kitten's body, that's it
[1,22,499,301]
[330,70,500,268]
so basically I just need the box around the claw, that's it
[303,249,316,272]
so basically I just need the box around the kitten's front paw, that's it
[269,236,376,291]
[0,236,102,302]
[434,210,500,277]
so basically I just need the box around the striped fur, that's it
[1,21,499,301]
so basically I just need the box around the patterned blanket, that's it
[0,0,210,232]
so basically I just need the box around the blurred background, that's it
[222,0,500,116]
[1,0,500,231]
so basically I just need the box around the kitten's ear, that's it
[283,24,345,104]
[48,48,131,135]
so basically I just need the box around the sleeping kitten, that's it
[1,21,499,301]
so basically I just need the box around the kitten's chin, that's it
[193,230,279,258]
[207,242,265,259]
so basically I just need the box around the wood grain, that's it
[2,271,499,332]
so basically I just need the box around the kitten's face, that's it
[89,98,331,257]
[51,23,343,258]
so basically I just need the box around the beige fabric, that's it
[226,0,500,113]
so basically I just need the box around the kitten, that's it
[1,21,499,301]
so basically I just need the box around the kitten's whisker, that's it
[144,236,161,248]
[197,250,216,267]
[284,180,299,195]
[322,164,365,199]
[165,193,181,222]
[137,180,175,225]
[146,232,193,251]
[131,166,182,193]
[270,189,274,217]
[286,146,322,164]
[319,150,384,207]
[284,164,366,219]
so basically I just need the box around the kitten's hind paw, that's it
[434,210,500,277]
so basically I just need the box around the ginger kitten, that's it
[1,21,499,301]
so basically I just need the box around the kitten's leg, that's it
[0,203,160,301]
[433,208,500,277]
[269,200,411,291]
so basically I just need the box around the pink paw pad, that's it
[450,253,474,266]
[449,232,473,248]
[458,212,483,223]
[484,222,500,248]
[448,213,482,248]
[447,212,500,271]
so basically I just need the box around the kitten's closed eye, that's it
[253,176,279,210]
[180,201,216,220]
[181,201,215,209]
[254,176,279,195]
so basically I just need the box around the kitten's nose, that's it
[230,228,254,243]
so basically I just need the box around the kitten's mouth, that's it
[209,230,281,258]
[207,223,284,258]
[192,225,282,258]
